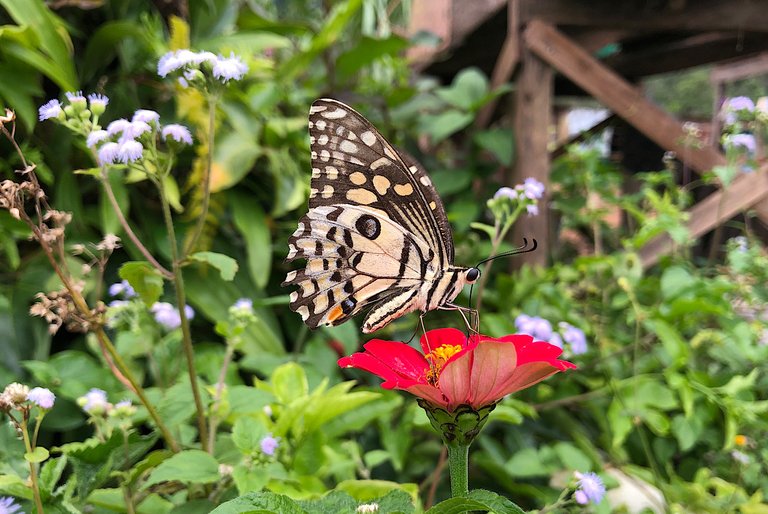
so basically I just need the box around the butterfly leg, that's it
[438,304,480,335]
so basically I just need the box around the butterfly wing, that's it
[283,98,454,330]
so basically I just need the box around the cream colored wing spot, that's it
[419,176,432,187]
[297,305,310,321]
[308,121,314,129]
[429,201,437,210]
[349,172,367,185]
[309,105,327,114]
[319,150,330,162]
[311,151,317,159]
[373,175,391,195]
[289,291,298,303]
[309,136,316,144]
[346,188,378,205]
[409,165,418,174]
[394,183,414,196]
[315,119,327,131]
[340,140,358,154]
[309,188,318,199]
[325,166,339,179]
[347,131,358,140]
[311,168,321,178]
[321,107,347,119]
[360,131,377,146]
[370,157,391,170]
[321,185,334,199]
[285,270,298,282]
[383,147,397,160]
[317,134,329,145]
[287,244,297,259]
[314,293,329,313]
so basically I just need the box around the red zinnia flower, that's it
[338,328,576,412]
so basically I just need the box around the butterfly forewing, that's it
[284,98,466,332]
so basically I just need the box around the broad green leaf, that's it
[435,68,489,111]
[715,369,758,396]
[230,193,271,289]
[189,251,239,281]
[162,174,183,212]
[231,417,268,454]
[0,474,32,499]
[422,110,474,143]
[660,265,694,299]
[209,491,306,514]
[552,442,591,471]
[271,362,308,404]
[143,450,220,487]
[119,261,164,306]
[0,60,42,132]
[39,455,67,499]
[504,448,547,477]
[99,168,129,235]
[82,20,148,82]
[24,446,49,463]
[211,131,261,192]
[427,489,524,514]
[336,35,410,78]
[474,129,515,166]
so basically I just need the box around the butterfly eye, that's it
[466,268,480,283]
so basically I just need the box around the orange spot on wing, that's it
[327,305,344,323]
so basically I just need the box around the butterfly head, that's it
[465,267,481,284]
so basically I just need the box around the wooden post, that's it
[512,46,552,267]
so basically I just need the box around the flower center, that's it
[424,344,462,385]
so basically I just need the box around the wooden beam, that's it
[524,19,726,173]
[475,0,520,128]
[711,52,768,83]
[520,0,768,33]
[639,167,768,268]
[512,46,552,267]
[552,114,615,159]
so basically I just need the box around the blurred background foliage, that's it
[0,0,767,512]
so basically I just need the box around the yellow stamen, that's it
[424,344,463,385]
[734,434,748,446]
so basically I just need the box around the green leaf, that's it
[231,417,268,454]
[660,266,694,299]
[271,362,308,404]
[210,491,306,514]
[422,110,474,143]
[474,129,515,166]
[427,489,524,513]
[82,20,148,82]
[143,450,220,487]
[435,68,489,111]
[211,130,261,192]
[189,251,239,281]
[336,35,410,78]
[24,446,49,463]
[119,261,164,306]
[230,193,271,289]
[99,168,129,235]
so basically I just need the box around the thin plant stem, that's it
[20,416,45,514]
[207,342,236,452]
[99,169,173,278]
[446,443,469,497]
[157,176,210,452]
[184,95,218,256]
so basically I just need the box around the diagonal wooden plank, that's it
[523,19,726,174]
[638,168,768,268]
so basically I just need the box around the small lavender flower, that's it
[732,236,748,252]
[260,434,279,456]
[548,332,563,349]
[726,133,756,153]
[106,118,131,136]
[526,203,539,216]
[574,471,605,505]
[27,387,55,409]
[560,322,588,354]
[731,450,750,464]
[522,177,545,199]
[515,314,553,341]
[38,99,63,121]
[726,96,755,112]
[493,187,518,200]
[157,52,184,77]
[108,280,136,298]
[212,53,248,82]
[132,109,160,125]
[108,300,130,309]
[79,388,110,414]
[0,496,22,514]
[162,124,193,145]
[121,121,152,140]
[65,90,87,109]
[232,298,253,312]
[87,93,109,114]
[151,302,194,329]
[117,139,144,163]
[86,130,109,148]
[98,142,120,164]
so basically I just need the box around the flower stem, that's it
[157,176,209,452]
[207,341,236,452]
[20,416,45,514]
[446,443,470,497]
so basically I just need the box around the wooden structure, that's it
[408,0,768,267]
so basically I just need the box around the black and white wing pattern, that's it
[282,98,478,333]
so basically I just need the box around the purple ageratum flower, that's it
[87,93,109,110]
[65,90,87,107]
[522,177,545,199]
[548,332,563,349]
[212,53,248,82]
[560,322,588,355]
[108,280,136,298]
[86,129,109,148]
[233,298,253,311]
[526,203,539,216]
[132,109,160,125]
[38,99,63,121]
[106,118,132,136]
[162,124,193,145]
[80,388,109,413]
[108,300,130,309]
[151,302,195,329]
[117,140,144,163]
[120,121,152,140]
[726,96,755,112]
[97,142,120,164]
[27,387,55,409]
[726,133,756,153]
[0,496,22,514]
[260,434,279,456]
[493,187,518,200]
[574,471,605,505]
[514,314,553,341]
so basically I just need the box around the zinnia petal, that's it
[419,327,467,354]
[466,340,519,408]
[338,340,429,388]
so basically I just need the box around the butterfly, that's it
[282,98,480,333]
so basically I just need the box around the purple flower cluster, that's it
[515,314,588,354]
[574,471,605,504]
[27,387,56,409]
[0,496,22,514]
[108,280,136,299]
[158,49,248,83]
[151,302,195,330]
[260,434,280,456]
[492,177,545,217]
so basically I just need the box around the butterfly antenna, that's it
[474,238,538,268]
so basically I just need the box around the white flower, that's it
[27,387,55,409]
[98,142,120,164]
[38,99,63,121]
[106,118,132,136]
[151,302,194,329]
[212,53,248,82]
[78,388,110,414]
[87,130,110,148]
[132,109,160,125]
[116,140,144,163]
[162,124,193,145]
